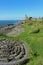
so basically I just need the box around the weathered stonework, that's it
[0,39,28,65]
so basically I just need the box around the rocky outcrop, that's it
[0,24,16,34]
[0,24,24,36]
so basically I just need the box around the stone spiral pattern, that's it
[0,39,28,65]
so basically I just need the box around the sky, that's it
[0,0,43,20]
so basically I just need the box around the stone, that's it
[0,39,28,65]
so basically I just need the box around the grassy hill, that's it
[0,20,43,65]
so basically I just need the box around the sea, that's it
[0,20,19,26]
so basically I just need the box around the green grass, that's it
[0,21,43,65]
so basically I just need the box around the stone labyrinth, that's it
[0,39,28,65]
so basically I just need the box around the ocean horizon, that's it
[0,20,19,26]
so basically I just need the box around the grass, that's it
[0,21,43,65]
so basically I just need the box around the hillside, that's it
[0,20,43,65]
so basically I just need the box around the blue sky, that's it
[0,0,43,20]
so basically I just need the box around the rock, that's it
[31,29,40,33]
[0,25,24,36]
